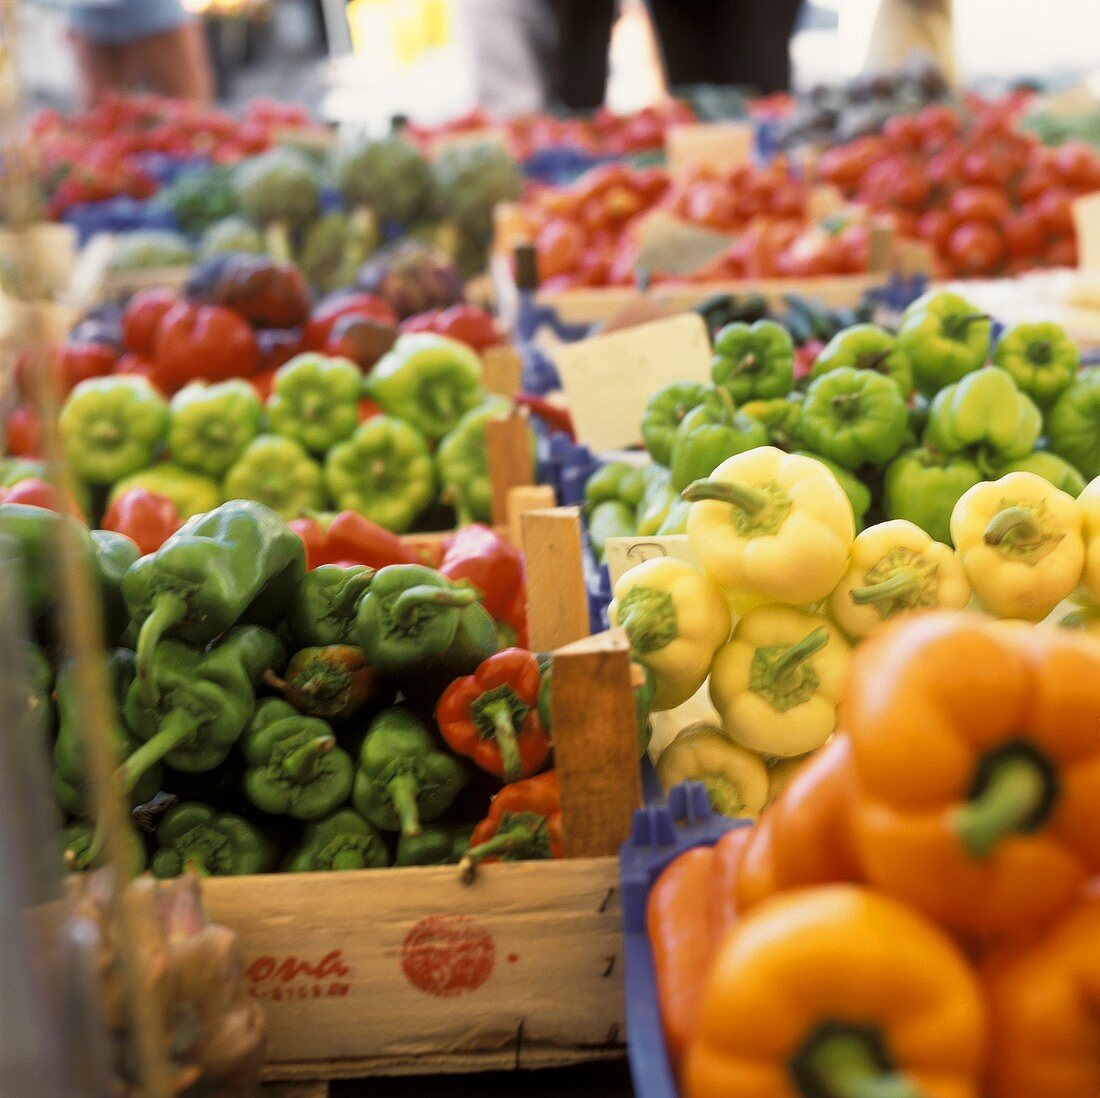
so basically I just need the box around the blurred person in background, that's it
[65,0,215,106]
[865,0,957,84]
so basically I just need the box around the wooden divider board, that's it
[520,508,590,652]
[485,413,535,528]
[481,345,523,397]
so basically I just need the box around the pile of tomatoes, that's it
[818,103,1100,277]
[511,160,870,291]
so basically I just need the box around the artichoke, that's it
[233,149,321,261]
[108,230,194,272]
[163,164,238,235]
[333,135,433,225]
[431,140,521,242]
[199,216,264,258]
[355,240,464,319]
[299,209,379,294]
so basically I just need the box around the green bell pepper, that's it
[241,698,354,820]
[364,332,485,441]
[739,396,803,450]
[897,290,991,396]
[797,367,908,470]
[637,468,677,536]
[108,462,222,520]
[710,319,794,403]
[585,461,649,511]
[58,376,169,486]
[0,502,97,622]
[63,821,146,874]
[641,382,707,465]
[224,434,327,520]
[588,500,636,559]
[22,642,53,743]
[395,823,474,866]
[289,808,390,871]
[52,648,161,818]
[268,353,361,454]
[670,387,769,490]
[287,564,375,647]
[355,564,497,689]
[92,528,140,645]
[993,451,1086,497]
[324,416,434,533]
[791,450,872,529]
[352,707,468,837]
[882,446,983,545]
[124,499,304,693]
[152,802,274,878]
[810,323,913,397]
[120,626,286,791]
[436,396,519,525]
[168,379,262,478]
[992,321,1079,408]
[1046,367,1100,480]
[924,366,1042,465]
[657,498,690,535]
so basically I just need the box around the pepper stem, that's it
[770,627,829,684]
[859,350,892,374]
[953,755,1048,859]
[459,820,542,884]
[702,774,744,817]
[732,352,759,374]
[388,772,422,837]
[983,506,1043,548]
[114,709,194,794]
[806,1034,925,1098]
[488,704,523,784]
[390,583,480,626]
[282,736,335,784]
[335,571,375,615]
[942,312,989,339]
[331,848,367,871]
[263,668,289,695]
[849,569,922,606]
[136,593,187,707]
[681,478,768,514]
[263,221,292,264]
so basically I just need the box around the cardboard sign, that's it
[666,122,754,175]
[603,533,697,587]
[1073,192,1100,271]
[552,313,712,451]
[635,211,734,277]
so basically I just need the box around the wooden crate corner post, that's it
[520,506,590,652]
[485,411,536,528]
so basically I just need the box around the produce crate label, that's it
[1073,191,1100,271]
[666,122,754,175]
[604,534,697,586]
[553,314,712,451]
[635,211,734,277]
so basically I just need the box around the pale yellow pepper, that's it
[685,447,855,605]
[828,519,970,640]
[609,556,731,711]
[709,604,850,758]
[1077,476,1100,602]
[655,723,769,818]
[950,471,1084,621]
[763,752,815,807]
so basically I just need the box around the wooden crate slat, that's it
[520,507,590,652]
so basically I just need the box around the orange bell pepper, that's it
[735,735,863,913]
[684,884,987,1098]
[843,610,1100,942]
[983,893,1100,1098]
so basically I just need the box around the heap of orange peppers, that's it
[648,611,1100,1098]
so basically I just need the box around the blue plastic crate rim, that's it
[620,782,749,1098]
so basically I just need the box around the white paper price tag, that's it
[603,534,697,587]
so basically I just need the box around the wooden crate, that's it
[201,507,639,1083]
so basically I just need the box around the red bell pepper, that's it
[301,292,399,351]
[0,477,86,521]
[122,288,177,356]
[400,304,501,352]
[113,352,168,390]
[514,394,576,441]
[439,524,527,645]
[436,648,551,782]
[153,302,259,390]
[460,771,563,878]
[5,405,43,457]
[100,488,181,555]
[289,510,425,571]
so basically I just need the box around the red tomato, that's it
[535,219,585,281]
[153,302,259,390]
[916,104,961,151]
[947,220,1006,275]
[1043,237,1078,267]
[100,489,179,553]
[1,477,86,522]
[948,186,1012,223]
[5,405,42,458]
[683,182,736,230]
[883,114,923,152]
[301,292,399,350]
[817,136,885,190]
[1003,212,1045,259]
[917,210,956,249]
[1033,188,1074,235]
[960,143,1021,187]
[602,185,644,223]
[1054,141,1100,189]
[122,287,177,356]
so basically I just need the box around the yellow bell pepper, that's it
[709,605,850,758]
[950,471,1085,621]
[1078,475,1100,603]
[764,751,814,806]
[685,447,855,605]
[655,723,769,818]
[827,519,970,640]
[609,556,731,711]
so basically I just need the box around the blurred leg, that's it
[67,31,126,108]
[645,0,722,87]
[122,20,216,104]
[551,0,617,110]
[723,0,803,93]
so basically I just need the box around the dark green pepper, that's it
[882,447,983,545]
[584,461,649,511]
[587,499,637,560]
[710,319,794,403]
[395,823,474,866]
[92,528,140,645]
[241,698,354,820]
[809,324,913,397]
[62,821,146,874]
[289,809,390,871]
[670,387,769,490]
[123,500,304,701]
[994,451,1086,497]
[1047,367,1100,481]
[119,626,286,792]
[152,802,274,877]
[992,321,1078,408]
[355,565,496,691]
[351,707,467,837]
[739,395,803,450]
[21,642,53,743]
[641,382,707,465]
[286,564,375,648]
[896,290,991,396]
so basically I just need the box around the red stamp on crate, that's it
[401,915,495,997]
[244,951,352,1002]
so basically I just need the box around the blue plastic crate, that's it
[620,783,748,1098]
